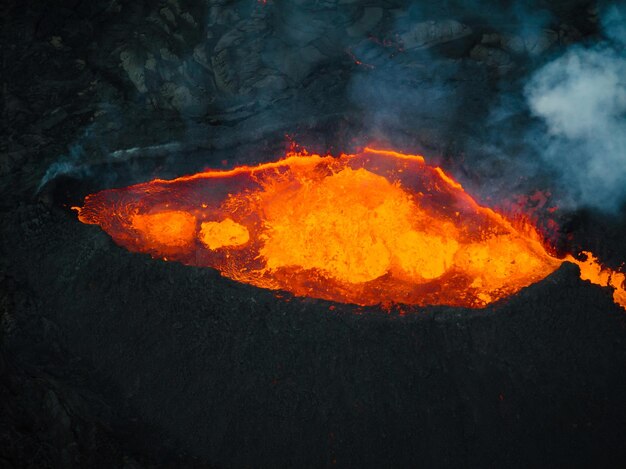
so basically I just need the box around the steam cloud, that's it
[38,131,92,192]
[38,0,626,218]
[524,3,626,212]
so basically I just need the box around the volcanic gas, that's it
[75,147,626,309]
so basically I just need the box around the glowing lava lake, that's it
[76,147,626,309]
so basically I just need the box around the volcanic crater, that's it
[3,1,626,468]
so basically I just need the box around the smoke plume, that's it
[524,3,626,212]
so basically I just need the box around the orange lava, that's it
[75,147,626,309]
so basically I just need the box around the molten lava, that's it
[76,147,626,309]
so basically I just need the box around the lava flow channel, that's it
[75,147,626,309]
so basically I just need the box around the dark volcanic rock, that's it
[1,202,626,468]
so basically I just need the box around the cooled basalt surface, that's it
[2,202,626,467]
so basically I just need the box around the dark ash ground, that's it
[2,1,626,467]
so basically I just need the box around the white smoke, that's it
[524,4,626,212]
[37,141,90,193]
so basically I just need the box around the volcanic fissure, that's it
[75,147,626,309]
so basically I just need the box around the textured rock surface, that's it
[2,203,626,468]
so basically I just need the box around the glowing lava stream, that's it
[75,147,626,309]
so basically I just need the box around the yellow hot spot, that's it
[199,218,250,250]
[394,230,458,280]
[130,211,197,247]
[259,167,459,284]
[455,234,559,293]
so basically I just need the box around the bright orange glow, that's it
[566,251,626,309]
[75,147,626,309]
[130,211,196,251]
